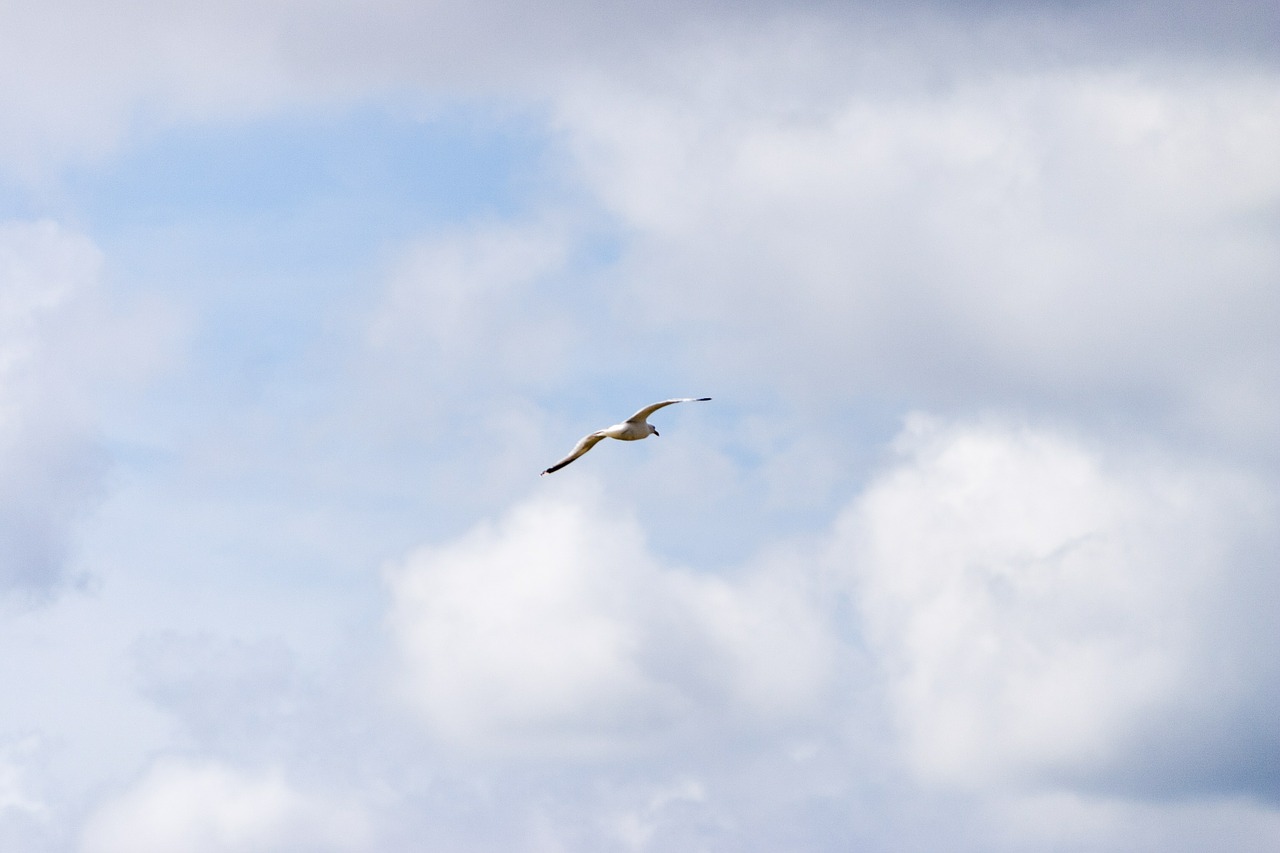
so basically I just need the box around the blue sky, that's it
[3,1,1280,850]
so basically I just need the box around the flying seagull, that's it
[541,397,712,475]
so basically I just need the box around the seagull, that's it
[541,397,712,475]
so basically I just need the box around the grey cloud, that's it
[2,0,1276,179]
[0,221,111,597]
[130,632,306,755]
[0,437,105,595]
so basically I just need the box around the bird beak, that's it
[654,429,660,436]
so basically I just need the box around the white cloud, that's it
[2,0,1275,185]
[0,221,101,393]
[385,490,836,755]
[79,758,369,853]
[607,776,706,851]
[0,2,289,177]
[379,414,1280,848]
[0,737,48,820]
[556,54,1280,439]
[0,0,813,179]
[2,0,1266,180]
[831,415,1280,799]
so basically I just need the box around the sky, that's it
[2,0,1279,850]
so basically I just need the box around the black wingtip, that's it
[697,397,711,401]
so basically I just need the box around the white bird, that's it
[541,397,712,475]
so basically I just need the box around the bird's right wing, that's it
[541,432,606,475]
[625,397,712,424]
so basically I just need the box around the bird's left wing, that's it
[624,397,712,424]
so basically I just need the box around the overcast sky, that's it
[2,1,1279,850]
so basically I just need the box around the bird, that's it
[541,397,712,475]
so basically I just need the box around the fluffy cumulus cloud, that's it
[386,490,835,754]
[557,53,1280,437]
[79,759,369,853]
[381,414,1280,849]
[834,416,1280,802]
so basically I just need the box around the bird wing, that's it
[624,397,712,424]
[541,432,607,475]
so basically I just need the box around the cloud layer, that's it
[1,1,1278,851]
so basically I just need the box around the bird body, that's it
[599,420,653,441]
[541,397,711,475]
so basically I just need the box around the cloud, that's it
[0,1,305,178]
[982,791,1280,853]
[4,3,1278,851]
[385,490,836,755]
[6,0,1275,181]
[831,415,1280,801]
[0,220,110,596]
[380,412,1280,849]
[130,632,308,758]
[0,737,48,820]
[0,0,797,178]
[555,52,1280,442]
[79,759,369,853]
[0,734,61,851]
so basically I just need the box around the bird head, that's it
[650,425,660,437]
